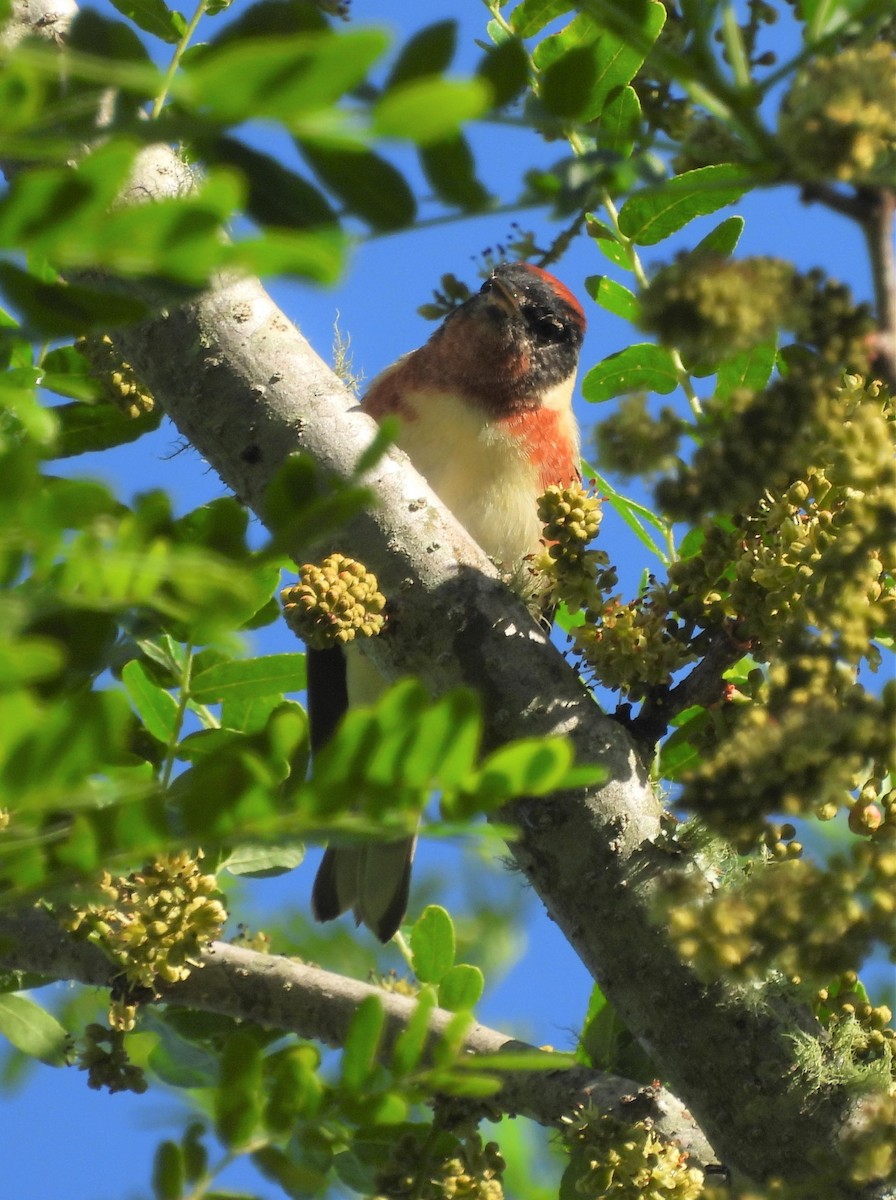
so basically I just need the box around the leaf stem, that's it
[161,643,194,788]
[151,0,208,120]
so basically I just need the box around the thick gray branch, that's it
[0,908,716,1167]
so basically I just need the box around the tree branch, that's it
[46,142,870,1186]
[1,0,881,1174]
[0,907,718,1167]
[623,625,747,747]
[802,183,896,390]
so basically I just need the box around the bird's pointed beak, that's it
[484,275,521,318]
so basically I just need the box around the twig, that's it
[802,184,896,390]
[622,625,746,747]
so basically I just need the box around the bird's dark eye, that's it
[526,306,567,343]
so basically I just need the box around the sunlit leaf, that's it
[411,905,456,984]
[122,658,179,743]
[618,165,751,246]
[0,993,68,1065]
[373,78,490,145]
[582,343,679,401]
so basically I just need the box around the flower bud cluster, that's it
[535,482,617,614]
[668,829,896,984]
[779,40,896,185]
[560,1106,704,1199]
[281,553,385,649]
[573,590,698,699]
[78,1023,147,1095]
[594,395,682,478]
[641,256,794,366]
[66,851,226,1029]
[76,334,155,418]
[373,1130,505,1200]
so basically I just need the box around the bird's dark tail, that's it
[311,837,416,943]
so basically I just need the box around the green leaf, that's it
[300,143,416,232]
[400,689,481,791]
[585,275,641,321]
[478,737,574,797]
[385,20,456,88]
[618,165,751,246]
[582,343,679,401]
[190,654,306,704]
[438,964,484,1012]
[411,905,456,985]
[582,2,664,119]
[263,1044,323,1133]
[68,8,154,67]
[182,30,389,123]
[122,658,179,743]
[511,0,574,38]
[152,1141,185,1200]
[587,216,631,268]
[800,0,886,41]
[692,214,745,259]
[49,398,158,459]
[373,78,491,145]
[392,989,436,1075]
[234,226,347,284]
[476,38,529,107]
[109,0,186,43]
[596,84,641,157]
[341,995,384,1090]
[252,1146,328,1196]
[206,137,335,231]
[221,843,305,878]
[0,264,149,337]
[716,340,777,399]
[215,1032,263,1149]
[586,466,671,563]
[540,44,600,119]
[419,136,490,210]
[0,993,68,1065]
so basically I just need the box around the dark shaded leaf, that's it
[50,400,161,458]
[206,137,335,231]
[385,20,456,89]
[300,143,416,231]
[476,37,529,107]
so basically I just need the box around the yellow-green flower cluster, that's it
[641,255,794,365]
[779,41,896,185]
[560,1106,704,1199]
[76,333,155,418]
[78,1023,147,1095]
[667,375,895,666]
[679,655,893,839]
[372,1130,505,1200]
[281,553,385,649]
[594,395,682,478]
[840,1089,896,1185]
[573,592,697,699]
[67,851,226,1028]
[668,833,896,982]
[534,482,617,614]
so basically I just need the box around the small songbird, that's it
[310,262,586,941]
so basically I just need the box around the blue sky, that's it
[3,2,892,1197]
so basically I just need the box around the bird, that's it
[309,261,586,941]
